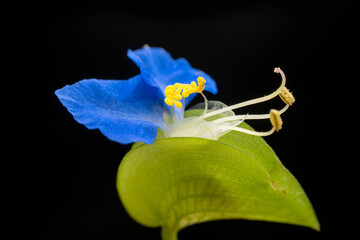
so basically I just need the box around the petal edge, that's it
[55,75,165,144]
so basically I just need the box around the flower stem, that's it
[161,228,178,240]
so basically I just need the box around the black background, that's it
[4,1,358,239]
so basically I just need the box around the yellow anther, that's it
[164,98,174,106]
[164,83,183,108]
[174,101,182,108]
[174,94,182,100]
[270,109,283,132]
[182,90,190,98]
[164,77,207,108]
[196,76,206,93]
[164,89,174,97]
[165,85,176,91]
[279,87,295,106]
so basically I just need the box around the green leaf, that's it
[116,110,319,240]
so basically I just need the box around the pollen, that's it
[196,76,206,93]
[164,77,206,108]
[270,109,283,132]
[279,87,295,106]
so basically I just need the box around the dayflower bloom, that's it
[55,46,294,145]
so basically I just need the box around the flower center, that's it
[162,68,295,140]
[164,76,206,109]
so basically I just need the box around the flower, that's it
[162,67,294,140]
[55,46,218,144]
[56,45,295,146]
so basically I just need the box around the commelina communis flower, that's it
[56,45,294,145]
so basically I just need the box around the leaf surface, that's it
[117,110,319,240]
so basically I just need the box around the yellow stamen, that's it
[164,98,174,106]
[174,101,182,108]
[279,87,295,106]
[196,76,206,93]
[174,83,182,88]
[270,109,283,131]
[165,85,176,91]
[164,77,206,108]
[191,81,197,88]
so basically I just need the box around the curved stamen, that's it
[211,104,289,124]
[220,125,276,137]
[204,68,286,119]
[219,109,282,136]
[200,92,208,117]
[270,109,283,131]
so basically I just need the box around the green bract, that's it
[117,109,319,240]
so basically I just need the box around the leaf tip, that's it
[313,219,321,232]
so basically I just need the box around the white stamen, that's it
[219,109,282,136]
[211,104,289,124]
[182,98,185,119]
[219,125,276,136]
[172,105,175,121]
[237,113,248,125]
[204,68,286,119]
[200,92,208,117]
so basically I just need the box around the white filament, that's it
[211,104,289,124]
[204,68,286,119]
[220,126,276,136]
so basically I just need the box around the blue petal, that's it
[127,46,218,98]
[55,75,166,144]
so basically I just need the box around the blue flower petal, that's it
[55,75,166,144]
[127,46,218,98]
